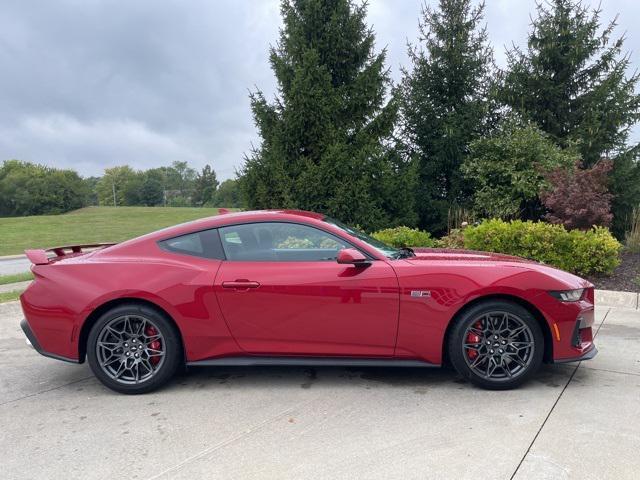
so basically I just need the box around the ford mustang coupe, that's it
[20,210,597,394]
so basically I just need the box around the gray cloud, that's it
[0,0,638,180]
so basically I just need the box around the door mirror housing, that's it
[337,248,369,266]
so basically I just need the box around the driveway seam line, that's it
[580,366,640,377]
[0,375,94,407]
[145,403,303,480]
[509,307,611,480]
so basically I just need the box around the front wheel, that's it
[87,303,182,394]
[448,300,544,390]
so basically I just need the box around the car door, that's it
[214,221,400,356]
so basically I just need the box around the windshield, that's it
[324,217,408,259]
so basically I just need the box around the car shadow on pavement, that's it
[162,362,574,394]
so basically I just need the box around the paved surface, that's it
[0,302,638,480]
[0,256,30,276]
[0,281,31,294]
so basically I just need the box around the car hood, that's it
[406,248,592,289]
[409,248,536,264]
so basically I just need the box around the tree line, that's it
[240,0,640,238]
[0,159,242,217]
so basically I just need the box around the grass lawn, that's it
[0,206,230,256]
[0,272,33,285]
[0,290,21,303]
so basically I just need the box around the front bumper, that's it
[20,318,79,364]
[553,344,598,364]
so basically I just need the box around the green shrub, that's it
[463,219,621,276]
[435,228,466,249]
[372,226,436,248]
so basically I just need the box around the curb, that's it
[594,289,639,310]
[0,254,26,261]
[0,281,32,295]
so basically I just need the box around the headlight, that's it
[549,289,585,302]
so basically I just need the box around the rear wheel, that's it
[87,303,181,394]
[448,300,544,390]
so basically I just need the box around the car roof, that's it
[180,209,327,232]
[103,210,329,252]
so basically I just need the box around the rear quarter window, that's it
[158,229,225,260]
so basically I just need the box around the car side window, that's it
[219,222,350,262]
[159,229,225,260]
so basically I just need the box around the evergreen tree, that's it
[399,0,496,234]
[192,164,219,206]
[240,0,414,230]
[502,0,640,166]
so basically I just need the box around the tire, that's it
[448,300,544,390]
[87,303,182,394]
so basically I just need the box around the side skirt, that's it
[186,356,439,368]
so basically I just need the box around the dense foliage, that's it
[0,160,89,216]
[399,0,495,234]
[462,119,576,219]
[372,226,436,248]
[541,160,613,230]
[240,0,416,231]
[501,0,640,238]
[463,219,621,276]
[94,161,228,208]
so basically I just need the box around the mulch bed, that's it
[587,251,640,293]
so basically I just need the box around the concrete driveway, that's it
[0,301,638,480]
[0,256,30,276]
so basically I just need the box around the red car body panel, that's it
[20,210,596,366]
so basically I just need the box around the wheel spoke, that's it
[505,352,527,368]
[507,325,527,339]
[101,355,121,368]
[469,353,486,369]
[511,341,533,351]
[486,357,497,377]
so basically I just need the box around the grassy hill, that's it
[0,206,231,256]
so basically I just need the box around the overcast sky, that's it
[1,0,638,180]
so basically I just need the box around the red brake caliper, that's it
[145,325,161,365]
[466,321,482,360]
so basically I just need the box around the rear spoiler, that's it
[25,243,116,265]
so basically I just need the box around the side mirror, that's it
[337,248,369,266]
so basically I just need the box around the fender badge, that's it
[411,290,431,298]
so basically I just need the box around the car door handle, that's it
[222,280,260,289]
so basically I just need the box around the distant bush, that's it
[372,226,436,248]
[463,219,621,276]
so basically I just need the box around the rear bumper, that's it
[20,318,79,364]
[553,344,598,364]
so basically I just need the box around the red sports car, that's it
[20,210,596,394]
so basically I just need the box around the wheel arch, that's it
[78,297,185,363]
[442,294,553,365]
